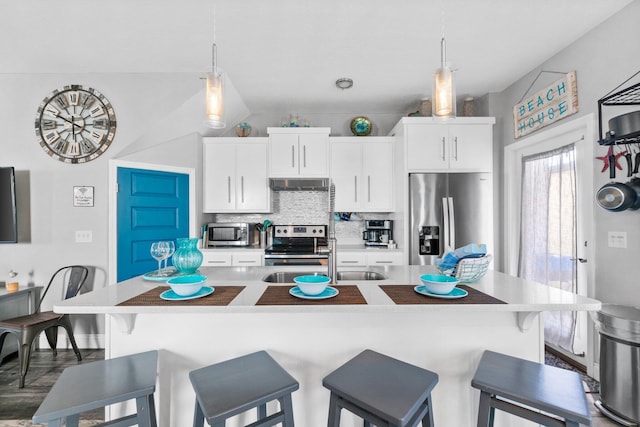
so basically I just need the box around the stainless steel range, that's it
[264,225,328,266]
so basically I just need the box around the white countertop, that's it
[54,265,601,317]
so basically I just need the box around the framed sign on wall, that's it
[73,186,94,207]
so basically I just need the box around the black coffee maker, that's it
[362,220,393,247]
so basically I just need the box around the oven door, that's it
[264,254,328,267]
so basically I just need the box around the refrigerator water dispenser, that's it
[419,226,440,255]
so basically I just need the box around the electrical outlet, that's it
[607,231,627,248]
[75,230,93,243]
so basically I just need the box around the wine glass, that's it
[150,241,169,274]
[163,241,175,270]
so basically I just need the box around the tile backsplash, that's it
[215,191,390,244]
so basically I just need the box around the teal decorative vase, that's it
[172,238,203,274]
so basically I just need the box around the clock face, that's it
[35,85,117,163]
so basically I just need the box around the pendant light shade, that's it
[433,38,456,119]
[205,43,225,128]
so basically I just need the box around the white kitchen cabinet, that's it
[201,250,263,267]
[330,137,394,212]
[267,127,330,177]
[398,117,494,172]
[366,251,404,266]
[336,252,367,267]
[336,250,403,267]
[203,138,270,213]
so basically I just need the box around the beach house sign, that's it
[513,71,578,139]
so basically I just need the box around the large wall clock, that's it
[35,84,117,163]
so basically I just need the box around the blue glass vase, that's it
[172,238,203,274]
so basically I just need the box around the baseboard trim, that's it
[545,344,586,372]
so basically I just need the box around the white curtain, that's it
[518,144,577,352]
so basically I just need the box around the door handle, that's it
[227,176,231,204]
[291,145,295,168]
[453,136,458,161]
[241,176,244,203]
[570,258,587,263]
[441,137,446,161]
[367,175,371,202]
[303,145,307,168]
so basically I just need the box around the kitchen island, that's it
[55,265,600,427]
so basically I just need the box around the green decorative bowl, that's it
[350,116,372,136]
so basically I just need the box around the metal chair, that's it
[0,265,89,388]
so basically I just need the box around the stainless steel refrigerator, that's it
[409,173,493,265]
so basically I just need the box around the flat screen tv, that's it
[0,167,18,243]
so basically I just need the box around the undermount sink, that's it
[261,271,387,283]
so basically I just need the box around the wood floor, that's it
[0,349,623,427]
[0,349,105,426]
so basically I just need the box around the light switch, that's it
[607,231,627,248]
[75,230,93,243]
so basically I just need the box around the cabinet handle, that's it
[367,176,371,202]
[241,176,245,203]
[374,260,393,264]
[291,145,295,168]
[341,260,359,264]
[207,260,227,264]
[237,260,256,264]
[441,137,446,161]
[303,145,307,168]
[454,136,458,161]
[354,176,358,202]
[227,176,231,204]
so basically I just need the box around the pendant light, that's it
[205,10,225,128]
[433,8,456,119]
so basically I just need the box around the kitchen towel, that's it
[117,285,245,306]
[256,285,366,305]
[380,285,506,305]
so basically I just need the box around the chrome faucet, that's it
[328,182,337,284]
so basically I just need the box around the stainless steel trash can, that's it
[592,304,640,426]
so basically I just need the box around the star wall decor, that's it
[596,146,627,173]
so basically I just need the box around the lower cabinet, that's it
[201,251,263,267]
[337,251,403,267]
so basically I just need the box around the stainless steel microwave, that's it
[206,223,256,247]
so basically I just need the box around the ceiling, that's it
[0,0,632,114]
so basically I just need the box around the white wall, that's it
[490,1,640,307]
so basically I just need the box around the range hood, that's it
[269,178,329,191]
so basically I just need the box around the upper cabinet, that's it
[393,117,495,172]
[267,127,330,177]
[330,137,394,212]
[203,137,271,213]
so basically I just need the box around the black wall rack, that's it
[598,73,640,146]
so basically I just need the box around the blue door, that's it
[117,167,189,282]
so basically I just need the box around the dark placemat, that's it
[117,285,245,306]
[380,285,506,305]
[256,285,366,305]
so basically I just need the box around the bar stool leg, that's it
[135,395,153,427]
[148,393,158,427]
[280,394,295,426]
[46,420,63,427]
[476,391,494,427]
[421,395,435,427]
[363,421,372,427]
[327,392,342,427]
[257,403,267,420]
[193,400,205,427]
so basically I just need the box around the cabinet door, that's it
[407,124,449,171]
[336,252,367,267]
[299,133,328,177]
[331,142,361,212]
[201,252,232,267]
[235,143,270,212]
[232,252,263,267]
[448,124,493,171]
[269,134,299,177]
[367,252,403,266]
[362,142,394,211]
[203,142,236,212]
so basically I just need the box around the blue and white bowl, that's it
[167,275,207,296]
[293,275,331,295]
[420,274,458,295]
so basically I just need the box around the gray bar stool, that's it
[471,350,591,427]
[32,350,158,427]
[189,350,299,427]
[322,349,439,427]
